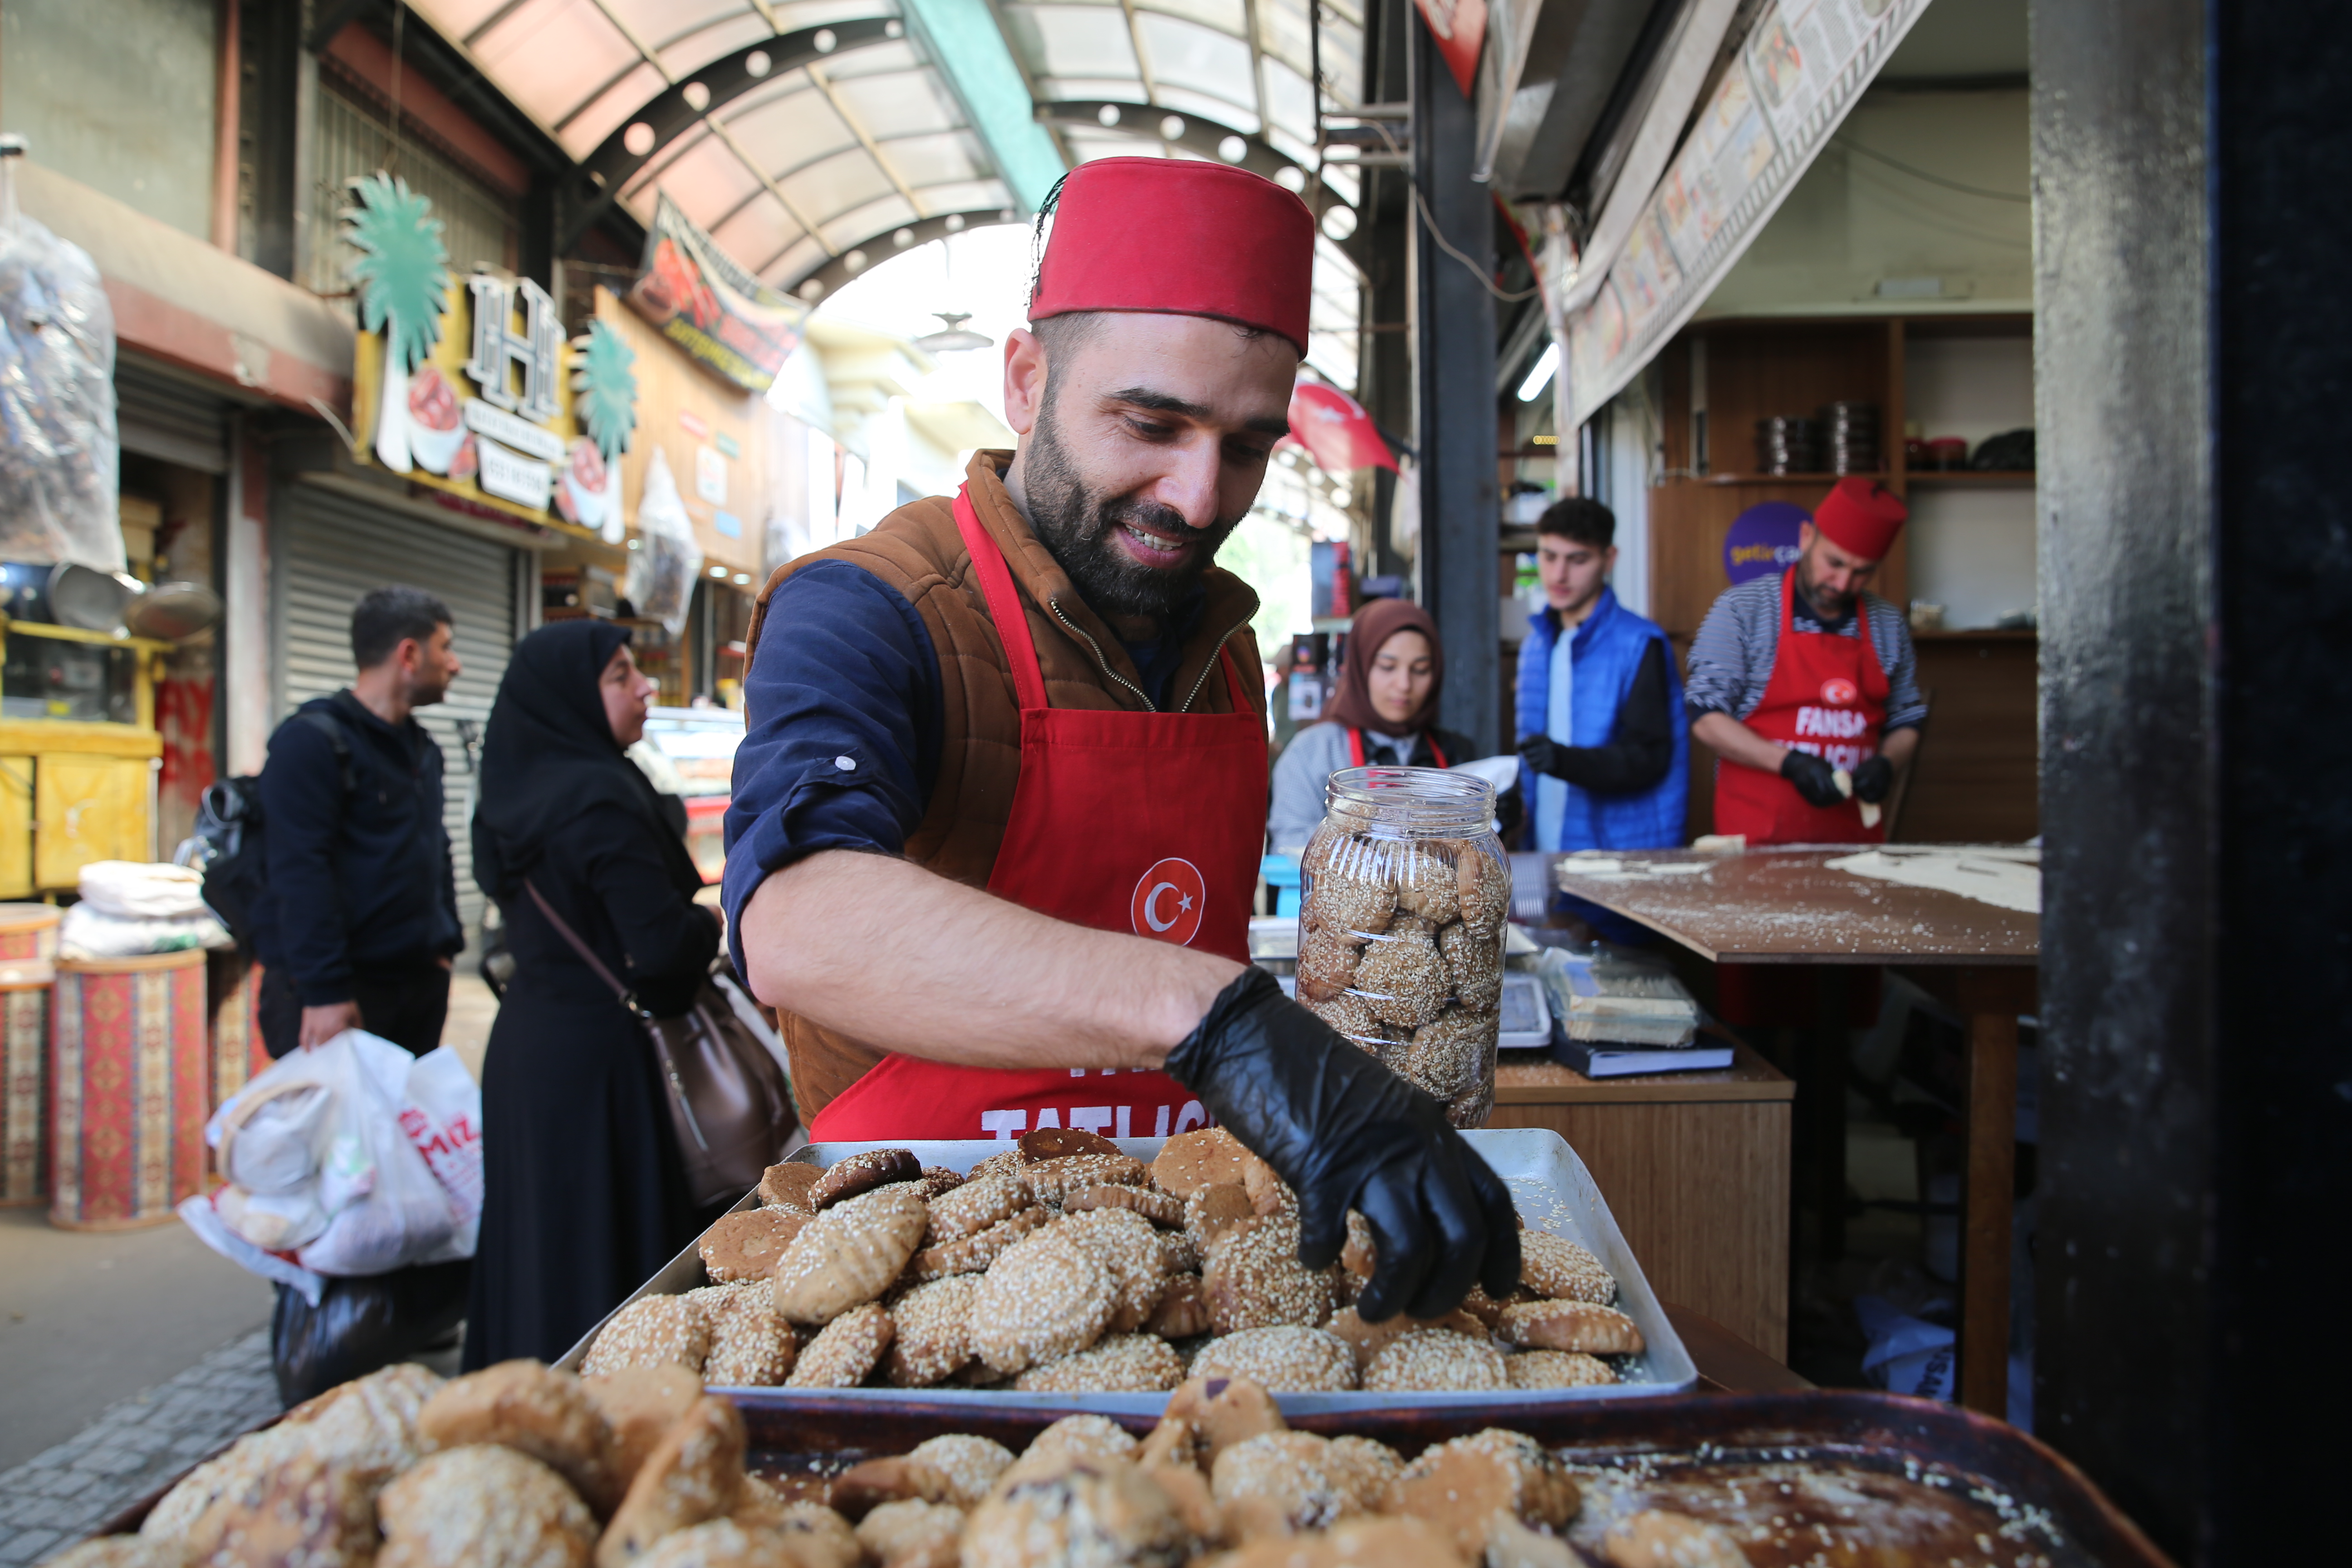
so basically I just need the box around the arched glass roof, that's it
[407,0,1364,384]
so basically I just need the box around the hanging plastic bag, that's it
[0,140,126,572]
[269,1260,471,1406]
[398,1045,484,1238]
[626,445,702,635]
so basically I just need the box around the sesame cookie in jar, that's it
[1296,766,1509,1126]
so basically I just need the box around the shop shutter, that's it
[277,483,520,942]
[114,353,229,473]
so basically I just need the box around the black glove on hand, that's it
[1851,754,1895,804]
[1780,749,1846,808]
[1165,967,1520,1322]
[1519,734,1565,781]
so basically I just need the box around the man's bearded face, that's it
[1022,389,1247,622]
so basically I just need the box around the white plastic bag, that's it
[205,1031,475,1276]
[59,902,233,958]
[625,446,703,635]
[398,1045,483,1237]
[78,860,211,919]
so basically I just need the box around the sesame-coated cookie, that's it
[1142,1275,1211,1339]
[595,1396,746,1568]
[1012,1333,1184,1393]
[1602,1510,1752,1568]
[1438,920,1503,1013]
[378,1446,595,1568]
[1390,1428,1577,1562]
[698,1209,807,1284]
[695,1283,798,1387]
[853,1499,963,1568]
[1305,989,1387,1053]
[967,1228,1115,1374]
[1019,1126,1122,1161]
[969,1149,1025,1181]
[885,1274,982,1387]
[1497,1299,1644,1354]
[415,1359,619,1516]
[1159,1376,1287,1467]
[33,1542,185,1568]
[769,1183,929,1325]
[636,1519,804,1568]
[906,1204,1048,1282]
[1320,1436,1404,1514]
[923,1172,1034,1246]
[809,1148,921,1210]
[1302,843,1398,941]
[1148,1127,1254,1198]
[903,1434,1015,1508]
[1454,842,1513,936]
[1352,926,1450,1029]
[1360,1328,1508,1392]
[961,1455,1191,1568]
[1023,1152,1150,1209]
[1404,1008,1492,1102]
[1057,1207,1172,1331]
[582,1294,711,1378]
[1321,1305,1486,1372]
[1186,1183,1255,1252]
[1294,923,1360,1004]
[1392,843,1461,925]
[785,1302,895,1388]
[756,1162,822,1213]
[1188,1326,1357,1392]
[910,1166,964,1201]
[1519,1231,1618,1305]
[1211,1432,1357,1537]
[766,1504,860,1568]
[1504,1350,1617,1389]
[1023,1413,1142,1468]
[581,1365,701,1493]
[181,1450,381,1568]
[1064,1182,1186,1227]
[1202,1211,1336,1333]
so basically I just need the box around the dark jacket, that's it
[249,691,464,1005]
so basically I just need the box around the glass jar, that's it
[1296,765,1509,1127]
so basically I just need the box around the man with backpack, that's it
[247,587,467,1059]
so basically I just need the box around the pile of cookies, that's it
[818,1373,1751,1568]
[583,1128,1643,1397]
[44,1357,858,1568]
[1295,825,1512,1127]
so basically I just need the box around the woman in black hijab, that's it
[462,619,721,1367]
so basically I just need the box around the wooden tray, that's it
[736,1389,2171,1568]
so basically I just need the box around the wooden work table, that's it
[1548,848,2036,1416]
[1490,1043,1793,1363]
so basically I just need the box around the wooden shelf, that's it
[1907,470,2038,486]
[1670,470,2037,488]
[1680,472,1883,487]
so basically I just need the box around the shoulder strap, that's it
[523,877,636,1009]
[951,485,1049,711]
[293,708,358,796]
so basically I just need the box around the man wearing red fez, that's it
[720,159,1517,1321]
[1685,476,1928,1021]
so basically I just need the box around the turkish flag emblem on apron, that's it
[807,487,1268,1142]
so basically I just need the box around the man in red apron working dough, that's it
[1685,475,1929,1021]
[720,158,1518,1320]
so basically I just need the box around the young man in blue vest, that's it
[1515,499,1688,929]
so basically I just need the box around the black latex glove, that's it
[1519,734,1567,781]
[1851,754,1895,804]
[1165,967,1521,1322]
[1780,749,1846,808]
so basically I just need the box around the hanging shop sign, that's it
[1561,0,1931,427]
[627,195,807,396]
[345,174,639,536]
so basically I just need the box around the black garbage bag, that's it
[270,1260,471,1406]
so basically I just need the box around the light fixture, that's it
[709,565,728,578]
[1517,343,1559,403]
[915,311,993,352]
[733,572,752,585]
[627,538,642,550]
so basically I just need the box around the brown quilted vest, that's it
[743,450,1267,1123]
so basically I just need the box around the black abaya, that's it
[462,622,723,1368]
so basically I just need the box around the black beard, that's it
[1022,398,1242,622]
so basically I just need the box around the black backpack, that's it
[186,708,355,949]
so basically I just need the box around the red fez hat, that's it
[1812,476,1909,561]
[1031,158,1316,357]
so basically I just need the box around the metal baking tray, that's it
[557,1129,1698,1413]
[731,1391,2170,1568]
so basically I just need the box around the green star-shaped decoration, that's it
[572,320,639,463]
[343,173,450,374]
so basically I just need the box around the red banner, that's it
[1289,381,1398,473]
[1414,0,1488,98]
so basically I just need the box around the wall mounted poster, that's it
[1562,0,1931,427]
[346,174,637,538]
[628,195,808,394]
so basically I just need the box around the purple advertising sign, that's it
[1723,501,1808,584]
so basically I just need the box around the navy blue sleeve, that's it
[259,720,355,1006]
[721,560,941,974]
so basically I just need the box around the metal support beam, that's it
[2034,1,2352,1560]
[900,0,1067,213]
[1410,15,1498,753]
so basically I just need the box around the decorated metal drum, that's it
[0,903,60,986]
[206,951,269,1123]
[0,979,48,1206]
[49,948,209,1230]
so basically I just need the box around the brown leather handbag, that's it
[525,880,793,1208]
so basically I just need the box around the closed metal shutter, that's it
[277,483,519,939]
[115,353,229,473]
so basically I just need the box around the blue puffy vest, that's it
[1513,586,1688,853]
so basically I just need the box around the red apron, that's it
[1711,568,1889,847]
[1711,568,1888,1027]
[1346,729,1448,769]
[808,486,1268,1142]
